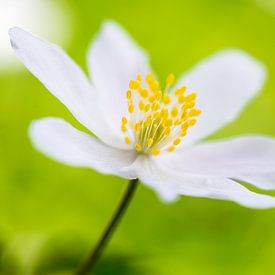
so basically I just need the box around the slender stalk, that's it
[76,178,139,275]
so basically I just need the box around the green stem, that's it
[75,178,139,275]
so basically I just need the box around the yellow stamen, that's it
[126,90,132,99]
[129,80,140,90]
[121,74,201,156]
[139,88,149,98]
[122,117,128,124]
[135,122,141,132]
[166,73,175,86]
[162,94,171,105]
[167,146,175,152]
[139,100,145,111]
[152,101,160,111]
[145,104,151,112]
[178,95,185,104]
[173,138,181,146]
[121,125,127,132]
[149,94,157,103]
[175,86,186,96]
[128,104,135,113]
[189,109,201,117]
[171,106,179,117]
[188,119,197,126]
[135,143,142,152]
[124,137,131,144]
[151,148,160,156]
[148,138,153,146]
[185,93,197,101]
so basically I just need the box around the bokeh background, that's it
[1,0,275,274]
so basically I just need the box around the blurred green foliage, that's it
[1,0,275,274]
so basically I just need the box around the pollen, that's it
[121,73,201,156]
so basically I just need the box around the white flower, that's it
[9,21,275,208]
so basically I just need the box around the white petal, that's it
[124,155,179,202]
[29,118,137,178]
[87,20,151,134]
[9,27,126,149]
[175,49,266,145]
[177,176,275,209]
[135,156,275,208]
[159,136,275,190]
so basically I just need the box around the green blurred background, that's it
[1,0,275,274]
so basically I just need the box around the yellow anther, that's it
[181,113,189,121]
[166,73,175,86]
[124,137,131,144]
[175,86,186,96]
[164,118,173,127]
[188,119,197,126]
[167,146,175,152]
[181,122,189,131]
[129,80,140,90]
[173,138,181,146]
[126,90,132,99]
[148,138,153,146]
[161,108,169,118]
[162,94,171,105]
[171,106,179,117]
[135,143,142,152]
[181,105,187,112]
[153,112,161,120]
[122,117,128,124]
[121,124,127,132]
[128,104,135,113]
[181,131,187,137]
[185,101,195,109]
[139,100,145,111]
[185,93,197,101]
[146,73,154,84]
[149,94,157,103]
[189,109,202,117]
[139,88,149,98]
[178,95,185,104]
[145,104,151,112]
[136,74,142,81]
[151,148,160,156]
[155,91,162,100]
[174,118,183,125]
[150,81,159,92]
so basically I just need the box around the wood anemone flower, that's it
[9,21,275,208]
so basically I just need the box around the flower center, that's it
[120,73,201,156]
